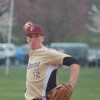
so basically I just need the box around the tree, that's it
[13,0,92,44]
[0,0,10,42]
[66,0,89,36]
[14,0,68,44]
[86,3,100,33]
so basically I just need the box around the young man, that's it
[23,21,80,100]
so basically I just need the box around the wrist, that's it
[68,82,75,88]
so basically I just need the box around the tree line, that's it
[0,0,100,47]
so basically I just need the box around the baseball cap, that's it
[23,21,44,36]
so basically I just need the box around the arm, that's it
[69,64,80,88]
[63,57,80,88]
[46,57,80,100]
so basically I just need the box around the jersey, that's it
[25,46,71,100]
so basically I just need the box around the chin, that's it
[31,47,36,50]
[29,45,35,49]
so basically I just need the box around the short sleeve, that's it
[46,49,71,65]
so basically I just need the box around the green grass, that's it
[58,67,100,100]
[0,66,26,100]
[0,66,100,100]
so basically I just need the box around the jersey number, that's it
[33,71,40,78]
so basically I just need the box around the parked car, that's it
[0,46,6,65]
[87,49,100,67]
[16,44,29,64]
[21,44,29,64]
[0,43,16,65]
[50,43,89,66]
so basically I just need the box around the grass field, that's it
[0,66,100,100]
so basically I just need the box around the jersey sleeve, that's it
[47,49,71,65]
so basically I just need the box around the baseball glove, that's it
[47,83,73,100]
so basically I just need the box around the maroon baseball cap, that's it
[23,21,44,36]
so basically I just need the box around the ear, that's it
[41,36,44,42]
[27,37,29,42]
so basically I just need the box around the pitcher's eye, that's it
[34,34,40,38]
[28,35,32,38]
[26,34,33,38]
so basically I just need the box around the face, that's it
[26,33,44,50]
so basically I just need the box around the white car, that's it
[0,46,6,59]
[0,46,6,65]
[0,43,16,65]
[88,49,100,66]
